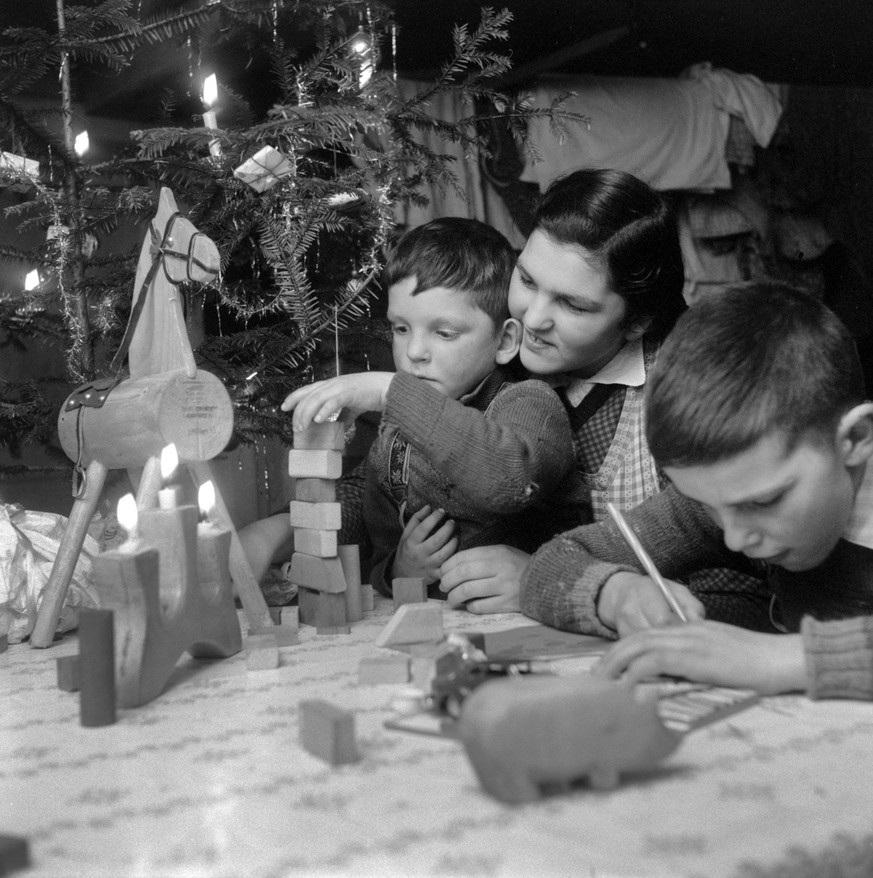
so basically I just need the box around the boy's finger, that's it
[428,536,458,567]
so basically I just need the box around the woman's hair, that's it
[646,281,866,467]
[533,168,686,339]
[383,218,515,325]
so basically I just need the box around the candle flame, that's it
[203,73,218,106]
[160,443,179,481]
[24,269,40,291]
[117,493,138,537]
[198,480,216,518]
[74,131,89,156]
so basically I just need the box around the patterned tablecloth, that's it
[3,596,873,878]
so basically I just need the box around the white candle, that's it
[202,74,222,157]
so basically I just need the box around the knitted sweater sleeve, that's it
[519,486,736,637]
[383,372,574,515]
[802,615,873,699]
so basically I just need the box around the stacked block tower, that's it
[287,421,363,633]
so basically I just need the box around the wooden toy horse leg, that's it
[188,460,274,629]
[30,460,109,648]
[128,456,163,510]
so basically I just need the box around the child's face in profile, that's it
[387,277,505,400]
[665,433,856,571]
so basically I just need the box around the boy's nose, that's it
[721,512,760,555]
[405,334,428,361]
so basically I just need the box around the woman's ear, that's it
[624,314,653,342]
[495,317,522,364]
[837,402,873,466]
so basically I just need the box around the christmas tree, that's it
[0,0,580,469]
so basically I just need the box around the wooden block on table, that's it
[246,633,280,670]
[315,591,349,635]
[56,654,81,692]
[289,501,341,531]
[358,654,410,685]
[338,544,363,623]
[289,552,347,593]
[294,527,338,558]
[361,584,375,613]
[374,603,444,648]
[392,577,428,608]
[294,478,337,502]
[78,608,116,728]
[248,624,299,647]
[280,606,299,631]
[293,421,347,451]
[288,449,342,479]
[298,586,318,626]
[0,833,30,875]
[299,699,359,765]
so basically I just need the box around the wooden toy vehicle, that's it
[425,634,538,718]
[458,673,681,803]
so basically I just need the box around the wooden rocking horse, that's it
[30,188,274,648]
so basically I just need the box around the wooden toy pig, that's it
[457,673,681,803]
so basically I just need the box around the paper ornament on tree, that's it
[233,145,295,192]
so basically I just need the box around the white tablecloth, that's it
[3,596,873,878]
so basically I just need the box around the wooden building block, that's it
[246,634,280,670]
[338,544,363,623]
[315,591,349,635]
[293,421,347,451]
[298,586,318,626]
[56,654,81,692]
[361,584,375,613]
[392,577,428,608]
[299,699,359,765]
[280,606,299,631]
[79,608,117,727]
[289,501,342,531]
[293,527,338,558]
[294,478,336,502]
[289,552,347,593]
[248,624,299,647]
[287,449,342,479]
[374,603,444,648]
[358,654,410,685]
[0,833,30,875]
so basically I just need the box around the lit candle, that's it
[116,493,141,552]
[158,443,182,509]
[24,269,40,291]
[202,73,222,157]
[196,480,233,606]
[74,130,89,157]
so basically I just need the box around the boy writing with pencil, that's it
[281,218,575,597]
[520,281,873,698]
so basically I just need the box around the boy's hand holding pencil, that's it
[597,502,705,637]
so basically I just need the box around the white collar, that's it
[845,460,873,550]
[560,338,647,407]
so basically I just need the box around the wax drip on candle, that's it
[159,444,181,509]
[117,493,140,552]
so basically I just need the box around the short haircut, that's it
[534,168,686,340]
[383,218,515,325]
[646,281,867,467]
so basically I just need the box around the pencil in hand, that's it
[605,501,688,623]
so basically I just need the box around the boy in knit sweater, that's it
[520,281,873,698]
[283,218,575,598]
